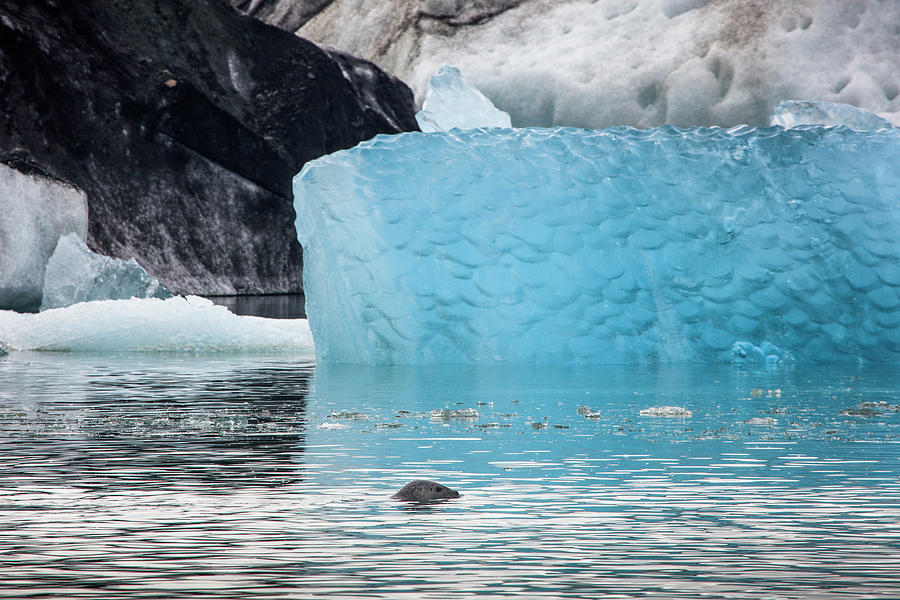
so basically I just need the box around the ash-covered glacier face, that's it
[294,126,900,365]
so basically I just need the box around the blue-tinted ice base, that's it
[294,126,900,365]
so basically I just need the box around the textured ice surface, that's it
[0,296,313,353]
[415,65,512,132]
[0,164,88,311]
[771,101,894,130]
[294,126,900,364]
[295,0,900,128]
[40,233,171,311]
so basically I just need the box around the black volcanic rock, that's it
[0,0,418,295]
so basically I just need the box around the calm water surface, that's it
[1,352,898,599]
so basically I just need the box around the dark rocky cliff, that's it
[0,0,418,295]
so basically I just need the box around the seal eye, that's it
[435,487,442,492]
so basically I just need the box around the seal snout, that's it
[392,479,461,502]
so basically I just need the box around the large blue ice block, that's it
[293,126,900,364]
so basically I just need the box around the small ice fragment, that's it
[839,407,881,417]
[40,233,171,310]
[743,416,777,425]
[317,422,349,430]
[639,406,692,418]
[327,410,368,420]
[415,65,512,132]
[430,408,479,419]
[771,100,893,130]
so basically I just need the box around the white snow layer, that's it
[415,65,512,131]
[297,0,900,129]
[0,164,88,311]
[0,295,314,353]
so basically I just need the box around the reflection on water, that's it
[1,354,899,598]
[205,294,306,319]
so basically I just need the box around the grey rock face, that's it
[0,0,418,297]
[392,480,461,502]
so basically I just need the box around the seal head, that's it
[391,480,461,502]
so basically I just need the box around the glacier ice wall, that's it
[0,163,88,311]
[293,126,900,365]
[0,296,314,353]
[291,0,900,129]
[415,65,512,132]
[41,233,171,311]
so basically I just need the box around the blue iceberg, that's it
[293,126,900,364]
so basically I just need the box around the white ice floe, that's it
[0,295,314,353]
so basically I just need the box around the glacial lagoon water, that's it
[1,351,899,599]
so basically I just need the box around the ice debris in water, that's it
[40,233,170,310]
[0,295,314,353]
[294,126,900,365]
[327,410,368,420]
[732,341,793,368]
[317,422,350,430]
[639,406,693,418]
[743,416,777,426]
[415,65,512,132]
[430,408,479,419]
[771,100,893,130]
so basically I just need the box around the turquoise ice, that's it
[293,125,900,364]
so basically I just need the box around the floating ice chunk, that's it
[0,295,314,353]
[639,406,692,418]
[743,416,777,426]
[415,65,512,132]
[0,163,88,311]
[40,233,171,311]
[317,422,350,430]
[294,126,900,365]
[430,408,479,419]
[328,410,368,420]
[771,100,893,130]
